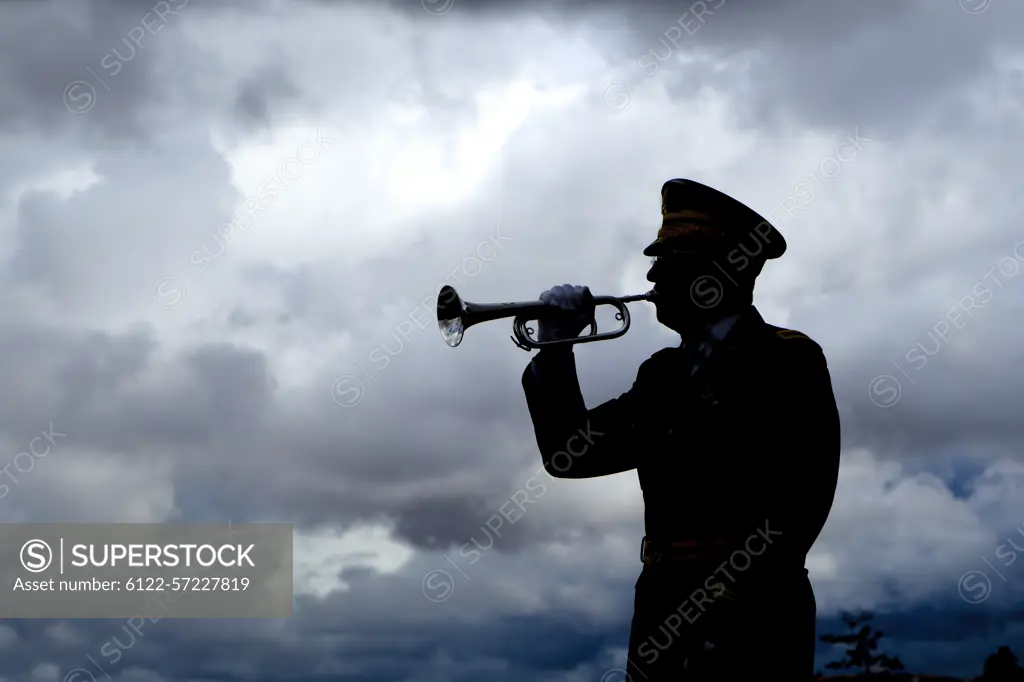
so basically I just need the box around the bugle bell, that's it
[436,285,654,350]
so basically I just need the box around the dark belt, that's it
[640,535,735,565]
[640,534,807,587]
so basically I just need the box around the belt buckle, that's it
[640,536,662,564]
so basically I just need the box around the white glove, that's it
[537,284,595,342]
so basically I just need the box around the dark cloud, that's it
[379,0,1022,134]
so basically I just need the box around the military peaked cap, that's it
[644,178,787,260]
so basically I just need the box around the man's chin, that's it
[655,303,709,335]
[654,304,679,330]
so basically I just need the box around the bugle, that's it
[436,285,654,350]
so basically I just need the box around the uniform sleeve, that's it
[764,333,841,557]
[521,348,654,479]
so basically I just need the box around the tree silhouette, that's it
[820,610,905,676]
[978,646,1024,681]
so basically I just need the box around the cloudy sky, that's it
[1,0,1023,679]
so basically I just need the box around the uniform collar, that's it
[708,313,741,343]
[681,308,747,347]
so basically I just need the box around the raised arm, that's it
[521,347,653,479]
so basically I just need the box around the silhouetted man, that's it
[521,179,841,680]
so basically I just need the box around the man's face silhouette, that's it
[646,250,737,334]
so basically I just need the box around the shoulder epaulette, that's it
[771,328,824,354]
[775,329,810,341]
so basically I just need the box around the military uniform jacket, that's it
[521,305,841,573]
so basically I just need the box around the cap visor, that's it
[642,240,662,257]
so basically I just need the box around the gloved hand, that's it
[536,284,595,342]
